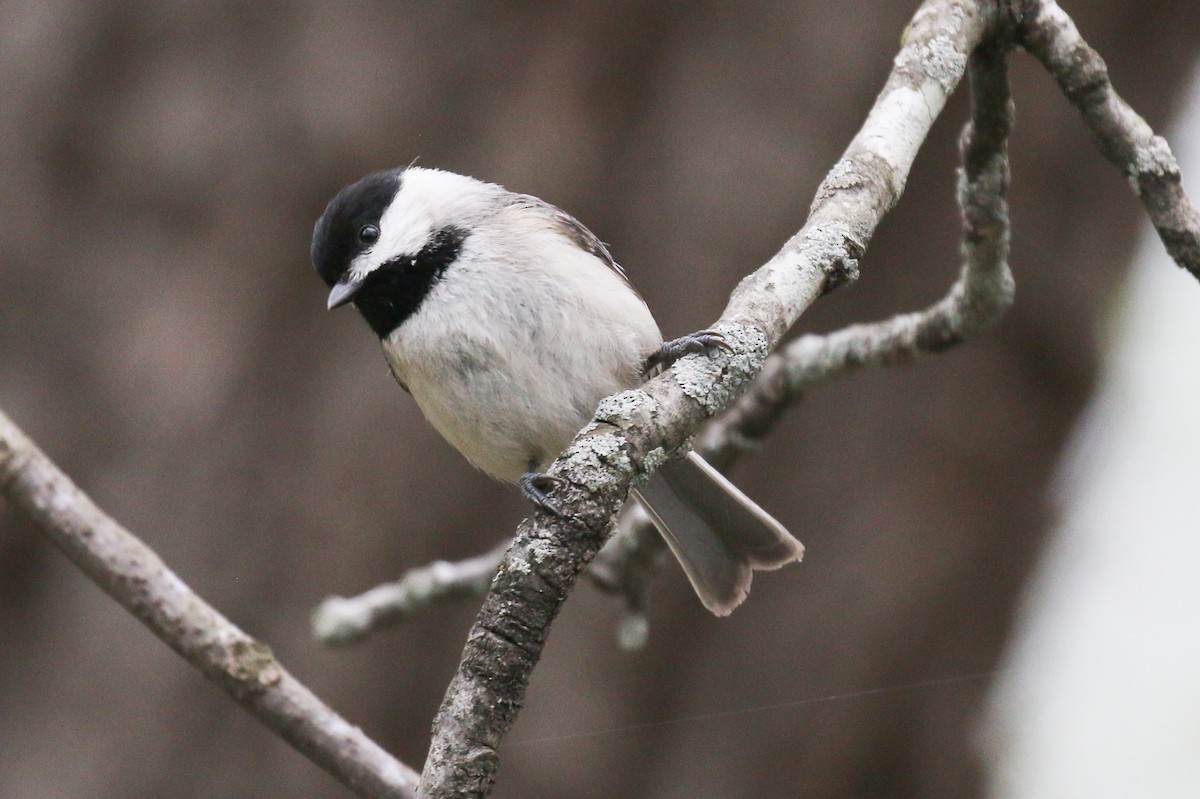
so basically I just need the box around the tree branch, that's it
[598,35,1018,613]
[1016,0,1200,280]
[311,507,663,652]
[0,411,419,799]
[701,33,1016,470]
[416,1,996,796]
[313,540,510,647]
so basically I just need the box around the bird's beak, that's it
[327,275,364,310]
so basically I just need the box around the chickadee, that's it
[311,166,802,615]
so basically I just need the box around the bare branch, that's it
[602,33,1017,631]
[701,34,1016,469]
[0,410,419,799]
[308,503,667,652]
[1016,0,1200,281]
[417,2,996,796]
[313,540,509,647]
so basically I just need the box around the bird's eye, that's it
[358,224,380,244]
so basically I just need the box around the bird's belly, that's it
[384,333,640,483]
[411,363,574,482]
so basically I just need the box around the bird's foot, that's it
[519,471,566,517]
[644,329,733,376]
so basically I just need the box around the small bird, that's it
[311,166,802,615]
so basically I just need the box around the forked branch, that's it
[417,1,996,796]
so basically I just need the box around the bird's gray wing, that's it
[511,194,634,289]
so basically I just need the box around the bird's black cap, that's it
[311,169,403,287]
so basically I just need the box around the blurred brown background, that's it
[1,2,1197,797]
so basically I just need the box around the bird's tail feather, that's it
[632,452,803,616]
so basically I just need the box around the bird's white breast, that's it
[381,203,661,482]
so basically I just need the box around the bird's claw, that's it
[643,329,733,376]
[520,471,567,517]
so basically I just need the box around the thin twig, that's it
[1016,0,1200,280]
[309,509,664,652]
[0,411,419,799]
[313,540,510,646]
